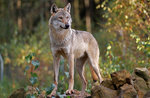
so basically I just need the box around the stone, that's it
[134,68,150,82]
[132,68,150,97]
[119,84,137,98]
[111,70,132,89]
[9,88,26,98]
[148,67,150,75]
[144,91,150,98]
[133,76,149,94]
[91,85,117,98]
[101,79,115,90]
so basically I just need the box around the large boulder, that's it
[91,85,117,98]
[101,79,115,90]
[144,91,150,98]
[133,75,149,95]
[119,84,137,98]
[9,88,26,98]
[111,70,132,89]
[132,68,150,97]
[134,68,150,82]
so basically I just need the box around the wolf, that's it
[48,3,103,97]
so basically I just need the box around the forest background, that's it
[0,0,149,97]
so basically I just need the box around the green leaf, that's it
[25,55,32,63]
[25,56,32,63]
[65,72,69,78]
[31,60,40,70]
[30,76,38,85]
[30,53,36,56]
[30,72,38,84]
[25,53,36,63]
[45,84,55,95]
[26,94,31,98]
[36,87,41,94]
[31,72,38,77]
[67,96,71,98]
[26,94,36,98]
[25,65,30,71]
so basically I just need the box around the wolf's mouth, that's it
[60,26,69,29]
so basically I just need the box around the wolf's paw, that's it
[100,78,104,84]
[66,89,75,95]
[47,89,56,98]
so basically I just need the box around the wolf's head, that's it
[49,3,72,30]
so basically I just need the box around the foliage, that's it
[45,84,55,95]
[24,53,71,97]
[1,21,52,67]
[100,43,122,78]
[24,53,40,97]
[98,0,150,78]
[0,76,20,98]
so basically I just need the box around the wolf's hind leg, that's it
[76,55,88,96]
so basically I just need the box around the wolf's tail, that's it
[90,66,99,82]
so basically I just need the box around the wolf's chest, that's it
[53,44,71,58]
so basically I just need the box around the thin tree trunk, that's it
[84,0,91,32]
[0,54,4,81]
[17,0,22,33]
[74,0,80,28]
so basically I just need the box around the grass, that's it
[0,76,21,98]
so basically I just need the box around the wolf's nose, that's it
[65,24,69,29]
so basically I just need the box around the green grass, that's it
[0,76,21,98]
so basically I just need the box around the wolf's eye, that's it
[66,16,69,19]
[59,16,63,19]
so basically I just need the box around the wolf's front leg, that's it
[66,54,75,95]
[47,55,60,97]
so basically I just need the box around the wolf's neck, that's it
[50,26,72,44]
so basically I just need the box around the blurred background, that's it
[0,0,149,97]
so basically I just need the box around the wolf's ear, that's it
[64,3,71,13]
[51,3,58,14]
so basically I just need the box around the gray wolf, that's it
[48,3,103,97]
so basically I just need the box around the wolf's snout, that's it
[65,24,69,29]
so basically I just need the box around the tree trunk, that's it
[0,54,4,81]
[17,0,22,33]
[73,0,80,28]
[84,0,91,32]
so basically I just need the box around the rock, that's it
[148,67,150,75]
[132,68,150,98]
[134,68,150,89]
[119,84,137,98]
[9,67,150,98]
[91,85,117,98]
[137,91,145,98]
[101,79,115,90]
[144,90,150,98]
[111,70,132,89]
[133,75,149,95]
[134,68,150,82]
[56,90,91,98]
[9,88,26,98]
